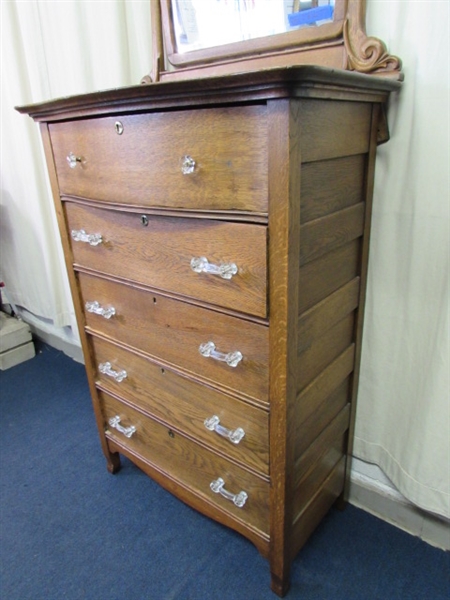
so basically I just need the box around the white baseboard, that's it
[10,307,84,364]
[349,460,450,551]
[32,326,84,363]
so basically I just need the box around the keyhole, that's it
[168,429,174,438]
[141,215,149,226]
[115,121,124,135]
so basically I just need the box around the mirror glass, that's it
[171,0,335,54]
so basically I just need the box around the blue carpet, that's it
[1,343,449,600]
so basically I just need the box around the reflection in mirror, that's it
[171,0,335,54]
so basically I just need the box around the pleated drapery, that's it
[355,0,449,519]
[1,0,152,332]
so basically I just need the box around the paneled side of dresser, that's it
[266,97,380,595]
[19,67,399,597]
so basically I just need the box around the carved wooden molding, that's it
[343,18,402,77]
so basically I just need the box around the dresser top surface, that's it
[17,65,401,122]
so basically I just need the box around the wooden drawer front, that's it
[90,336,269,474]
[49,105,268,213]
[66,202,267,318]
[100,390,269,535]
[79,273,269,403]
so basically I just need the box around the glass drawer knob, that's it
[67,152,82,168]
[181,155,196,175]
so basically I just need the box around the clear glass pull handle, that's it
[199,341,243,368]
[67,152,82,168]
[108,415,136,438]
[190,257,238,280]
[85,301,116,319]
[181,155,196,175]
[71,229,103,246]
[210,477,248,508]
[99,362,127,383]
[204,415,245,444]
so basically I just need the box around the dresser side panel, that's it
[344,104,382,498]
[292,100,380,550]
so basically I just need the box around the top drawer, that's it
[49,105,268,213]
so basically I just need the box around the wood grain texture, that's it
[78,272,269,403]
[60,197,269,224]
[50,105,268,212]
[344,104,382,500]
[90,334,269,475]
[299,100,372,163]
[267,99,301,596]
[290,456,346,560]
[18,66,398,123]
[294,405,350,488]
[65,201,268,317]
[298,278,360,352]
[100,390,270,534]
[298,239,360,314]
[294,345,355,456]
[293,403,349,530]
[300,202,365,266]
[300,154,366,224]
[293,432,347,519]
[295,379,350,460]
[297,314,355,392]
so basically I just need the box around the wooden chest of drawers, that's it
[19,67,400,596]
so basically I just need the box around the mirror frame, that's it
[146,0,402,83]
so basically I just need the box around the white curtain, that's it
[1,0,152,335]
[1,1,448,519]
[357,0,450,519]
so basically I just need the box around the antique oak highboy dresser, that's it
[19,2,402,595]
